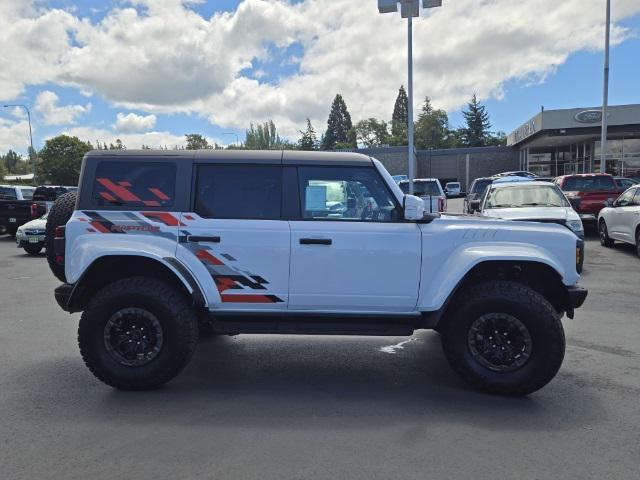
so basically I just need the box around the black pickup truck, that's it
[0,185,77,236]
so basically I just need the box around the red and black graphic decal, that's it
[141,212,186,227]
[195,248,283,304]
[95,178,173,207]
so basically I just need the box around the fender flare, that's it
[62,253,206,313]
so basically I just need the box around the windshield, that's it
[0,187,17,199]
[562,176,615,192]
[400,181,440,196]
[471,179,493,195]
[485,185,570,209]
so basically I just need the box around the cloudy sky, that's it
[1,0,639,154]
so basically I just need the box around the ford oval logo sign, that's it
[575,110,603,123]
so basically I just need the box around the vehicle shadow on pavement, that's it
[8,331,606,434]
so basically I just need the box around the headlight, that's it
[566,219,584,233]
[16,228,24,235]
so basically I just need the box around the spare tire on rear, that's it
[45,192,77,282]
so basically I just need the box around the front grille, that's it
[25,229,45,235]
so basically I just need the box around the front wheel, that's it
[78,277,199,390]
[441,281,565,396]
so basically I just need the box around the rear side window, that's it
[92,162,176,208]
[20,188,34,200]
[0,187,17,199]
[195,165,282,220]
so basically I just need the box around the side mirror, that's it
[404,194,425,221]
[469,199,481,212]
[605,198,615,208]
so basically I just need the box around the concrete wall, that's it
[351,146,519,191]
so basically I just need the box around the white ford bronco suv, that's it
[48,150,587,395]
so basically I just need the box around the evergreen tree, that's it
[244,120,287,150]
[415,97,450,149]
[298,118,318,151]
[321,94,355,150]
[2,149,20,172]
[390,85,409,144]
[461,94,491,147]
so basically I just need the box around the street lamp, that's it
[223,132,240,147]
[599,0,611,173]
[378,0,443,195]
[3,104,35,173]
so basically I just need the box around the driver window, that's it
[297,166,398,222]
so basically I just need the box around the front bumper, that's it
[578,213,597,222]
[565,285,588,319]
[54,283,74,312]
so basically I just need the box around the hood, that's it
[20,218,47,230]
[482,206,576,222]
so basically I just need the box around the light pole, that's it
[223,132,240,147]
[599,0,611,173]
[3,104,35,172]
[378,0,443,195]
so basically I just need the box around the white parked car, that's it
[398,178,447,213]
[16,213,47,255]
[479,179,584,270]
[479,180,584,238]
[598,185,640,257]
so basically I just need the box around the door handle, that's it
[300,238,332,246]
[187,235,220,243]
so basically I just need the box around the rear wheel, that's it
[599,219,614,247]
[441,281,565,396]
[78,277,199,390]
[45,192,77,281]
[23,244,42,255]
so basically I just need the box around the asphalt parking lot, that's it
[1,198,639,480]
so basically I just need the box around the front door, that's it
[288,165,422,312]
[177,163,290,310]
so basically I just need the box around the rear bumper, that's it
[54,283,74,312]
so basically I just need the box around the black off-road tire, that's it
[441,281,565,396]
[599,219,614,247]
[45,192,77,281]
[78,277,199,390]
[23,244,43,255]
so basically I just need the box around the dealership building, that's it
[508,104,640,178]
[354,103,640,190]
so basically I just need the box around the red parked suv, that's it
[555,174,624,223]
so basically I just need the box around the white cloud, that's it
[114,112,157,133]
[0,118,32,155]
[1,0,640,139]
[58,126,221,150]
[34,90,91,126]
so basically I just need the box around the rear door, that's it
[176,156,290,311]
[287,163,421,312]
[615,187,639,242]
